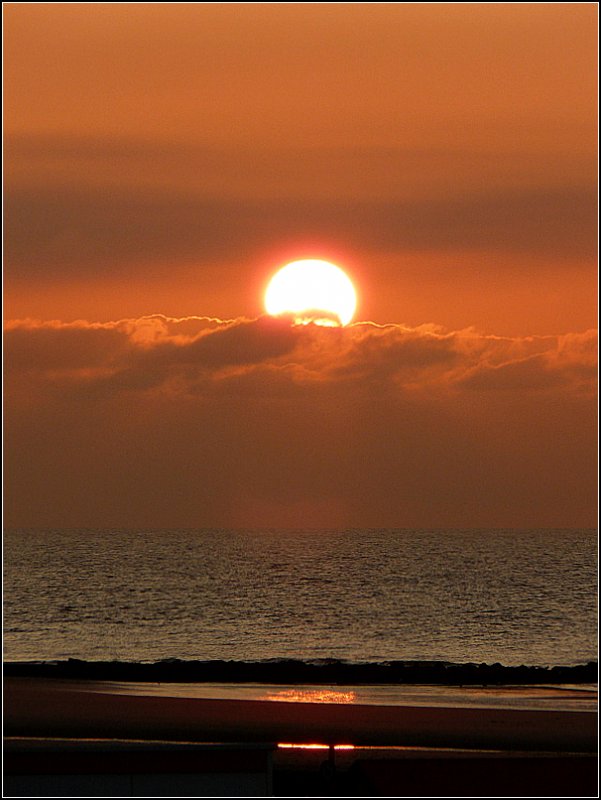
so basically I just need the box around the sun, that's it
[264,259,357,326]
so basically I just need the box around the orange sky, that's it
[4,4,598,528]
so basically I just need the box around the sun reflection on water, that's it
[263,688,357,704]
[278,743,355,750]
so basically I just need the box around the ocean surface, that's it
[4,528,597,667]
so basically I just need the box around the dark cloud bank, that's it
[5,315,597,529]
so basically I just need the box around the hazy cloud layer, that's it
[5,316,597,529]
[5,183,597,280]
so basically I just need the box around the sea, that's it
[3,528,597,668]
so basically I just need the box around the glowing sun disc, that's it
[265,259,357,326]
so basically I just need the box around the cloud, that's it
[456,329,597,393]
[4,319,125,372]
[4,315,596,529]
[5,314,596,400]
[458,353,564,391]
[5,182,596,282]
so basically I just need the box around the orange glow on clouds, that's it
[4,5,597,335]
[2,5,598,532]
[4,314,596,529]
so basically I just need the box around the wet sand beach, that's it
[4,677,597,796]
[4,676,596,751]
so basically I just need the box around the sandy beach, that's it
[5,677,597,796]
[4,677,597,752]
